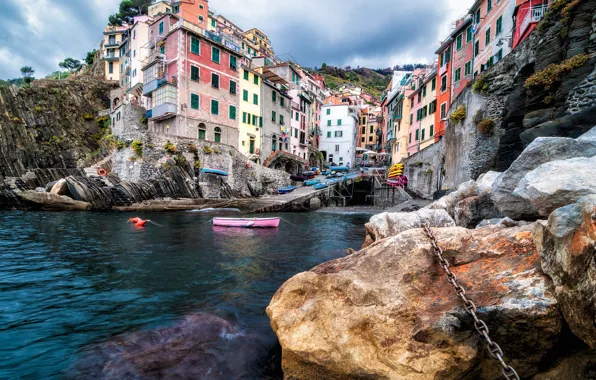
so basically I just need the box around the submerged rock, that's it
[514,155,596,217]
[69,313,271,380]
[535,195,596,348]
[363,208,455,248]
[268,225,561,379]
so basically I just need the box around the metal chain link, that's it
[422,223,520,380]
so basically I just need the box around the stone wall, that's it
[402,138,445,199]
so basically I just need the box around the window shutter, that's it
[212,47,220,63]
[211,99,219,115]
[230,81,236,94]
[243,112,247,123]
[191,66,199,81]
[243,90,248,101]
[260,116,263,127]
[244,70,249,80]
[229,106,236,120]
[190,93,199,109]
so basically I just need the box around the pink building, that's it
[450,16,475,101]
[142,13,244,146]
[407,69,428,156]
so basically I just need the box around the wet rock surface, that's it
[268,225,561,379]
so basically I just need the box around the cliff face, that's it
[436,0,596,191]
[0,77,115,182]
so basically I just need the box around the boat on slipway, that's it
[278,186,296,194]
[201,168,229,176]
[212,217,281,228]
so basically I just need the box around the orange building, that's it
[173,0,209,28]
[435,39,452,141]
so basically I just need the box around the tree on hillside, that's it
[85,49,98,66]
[321,63,327,70]
[20,66,35,84]
[108,0,152,25]
[59,58,82,72]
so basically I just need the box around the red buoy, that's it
[128,217,147,227]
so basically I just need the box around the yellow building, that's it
[242,28,274,58]
[419,72,437,150]
[239,66,263,158]
[389,93,411,164]
[103,25,127,82]
[147,1,172,17]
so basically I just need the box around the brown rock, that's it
[535,195,596,348]
[268,225,561,380]
[50,178,70,196]
[531,349,596,379]
[16,191,91,211]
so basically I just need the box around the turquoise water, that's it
[0,211,370,379]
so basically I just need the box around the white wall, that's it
[320,105,357,167]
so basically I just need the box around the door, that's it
[249,138,255,154]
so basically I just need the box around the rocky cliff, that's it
[405,0,596,199]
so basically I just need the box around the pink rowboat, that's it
[212,217,281,228]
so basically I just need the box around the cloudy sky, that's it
[0,0,473,79]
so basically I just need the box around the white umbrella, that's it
[355,147,367,152]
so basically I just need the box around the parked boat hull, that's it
[213,217,281,228]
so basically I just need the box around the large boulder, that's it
[426,180,478,217]
[16,191,91,211]
[454,193,502,228]
[50,178,70,196]
[363,208,455,248]
[476,171,501,194]
[535,195,596,348]
[491,134,596,219]
[268,225,561,379]
[514,155,596,217]
[531,350,596,379]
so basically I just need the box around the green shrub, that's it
[140,115,148,125]
[188,143,198,154]
[96,115,111,129]
[213,147,221,154]
[116,140,125,150]
[203,145,212,154]
[193,159,202,169]
[164,141,177,154]
[472,77,489,93]
[449,105,466,124]
[131,139,143,157]
[34,105,43,113]
[525,53,589,91]
[83,113,94,121]
[477,119,496,135]
[174,154,186,165]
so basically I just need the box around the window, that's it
[327,131,331,138]
[423,86,427,97]
[326,109,330,115]
[211,19,216,27]
[422,129,426,140]
[465,61,472,76]
[199,15,204,22]
[456,34,463,50]
[466,26,473,44]
[211,47,220,63]
[327,120,331,126]
[243,90,248,101]
[253,75,259,85]
[441,46,451,65]
[280,97,285,107]
[417,92,422,103]
[272,91,277,103]
[430,125,434,136]
[455,68,461,82]
[440,103,447,119]
[431,77,436,91]
[485,28,491,45]
[229,105,236,120]
[410,114,413,124]
[335,131,343,137]
[369,136,373,142]
[191,37,200,54]
[198,128,206,140]
[272,111,277,122]
[441,75,447,92]
[191,65,199,81]
[362,137,365,143]
[211,99,219,115]
[108,62,113,74]
[253,94,258,105]
[230,80,237,95]
[487,0,492,12]
[294,128,298,137]
[496,48,503,62]
[496,16,502,35]
[159,21,164,35]
[475,8,481,24]
[361,126,365,134]
[369,125,374,133]
[415,130,419,141]
[214,127,222,142]
[295,112,299,121]
[244,70,249,80]
[335,145,340,151]
[280,115,284,125]
[230,55,237,70]
[337,119,342,125]
[190,93,200,109]
[211,73,219,88]
[475,40,480,57]
[409,133,412,143]
[160,46,165,55]
[242,112,247,123]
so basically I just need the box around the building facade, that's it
[512,0,551,49]
[261,79,292,161]
[242,28,274,58]
[103,25,128,82]
[142,14,243,147]
[419,71,438,150]
[320,104,358,167]
[239,66,263,158]
[450,17,475,101]
[435,41,452,141]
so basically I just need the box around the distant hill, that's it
[312,63,428,99]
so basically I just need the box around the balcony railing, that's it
[105,40,120,47]
[103,53,119,61]
[149,102,177,120]
[143,75,178,96]
[520,5,548,35]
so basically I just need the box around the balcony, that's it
[148,102,177,120]
[143,74,177,96]
[520,4,548,35]
[105,40,120,47]
[103,53,119,61]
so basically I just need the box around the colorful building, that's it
[435,40,453,141]
[148,1,172,18]
[470,0,516,76]
[512,0,551,49]
[450,16,475,101]
[419,71,438,150]
[242,28,274,58]
[320,104,359,167]
[239,66,263,158]
[259,69,292,162]
[141,13,243,146]
[358,108,379,150]
[122,16,153,106]
[103,25,128,82]
[407,70,432,156]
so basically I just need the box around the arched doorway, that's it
[198,123,206,140]
[272,134,277,152]
[214,127,222,143]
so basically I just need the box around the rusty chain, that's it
[422,223,520,380]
